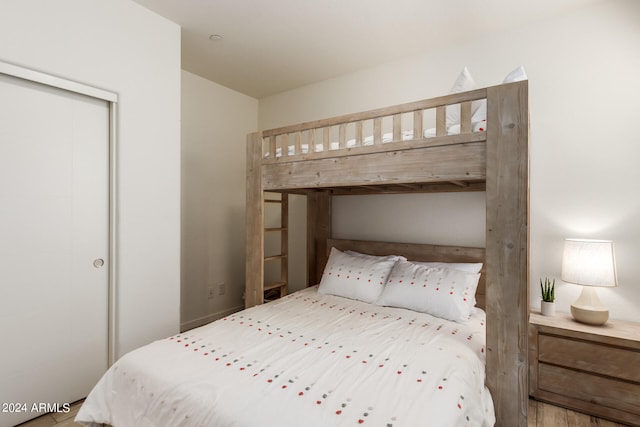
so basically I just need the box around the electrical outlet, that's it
[207,287,216,299]
[218,283,226,296]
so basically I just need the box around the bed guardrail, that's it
[259,88,488,164]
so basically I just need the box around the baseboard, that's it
[180,305,244,332]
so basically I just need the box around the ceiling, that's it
[132,0,598,99]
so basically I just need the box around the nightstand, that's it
[529,312,640,426]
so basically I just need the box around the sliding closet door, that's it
[0,73,109,427]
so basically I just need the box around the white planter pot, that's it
[541,300,555,317]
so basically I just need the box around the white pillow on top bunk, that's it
[318,247,401,304]
[471,65,528,123]
[375,259,480,323]
[446,66,482,128]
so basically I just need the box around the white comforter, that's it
[77,287,494,427]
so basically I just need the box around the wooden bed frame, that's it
[246,81,530,426]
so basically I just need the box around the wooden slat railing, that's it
[260,88,487,163]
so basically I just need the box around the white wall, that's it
[259,0,640,322]
[181,70,258,330]
[0,0,181,356]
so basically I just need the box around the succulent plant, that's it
[540,278,555,302]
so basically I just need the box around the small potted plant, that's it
[540,278,555,316]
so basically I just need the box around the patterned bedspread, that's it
[76,286,495,427]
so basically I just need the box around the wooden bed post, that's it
[307,190,331,286]
[485,81,530,427]
[245,132,264,308]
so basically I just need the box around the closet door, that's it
[0,73,109,426]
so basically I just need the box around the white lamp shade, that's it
[561,239,617,287]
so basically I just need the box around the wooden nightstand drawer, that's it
[539,363,640,415]
[539,334,640,382]
[530,312,640,426]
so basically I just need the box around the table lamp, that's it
[561,238,617,325]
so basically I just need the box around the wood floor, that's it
[16,398,629,427]
[528,399,629,427]
[15,400,83,427]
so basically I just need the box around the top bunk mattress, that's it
[77,286,495,427]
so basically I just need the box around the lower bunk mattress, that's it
[76,286,495,426]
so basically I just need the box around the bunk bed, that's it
[246,80,530,426]
[76,81,529,427]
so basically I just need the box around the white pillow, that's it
[346,251,481,273]
[503,65,528,83]
[376,260,480,322]
[446,67,479,128]
[318,247,400,303]
[411,261,483,274]
[472,66,528,122]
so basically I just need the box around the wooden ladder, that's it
[263,193,288,302]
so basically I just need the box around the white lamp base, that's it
[570,286,609,326]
